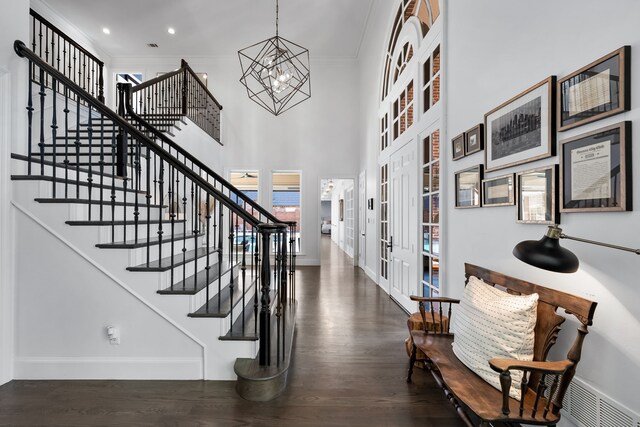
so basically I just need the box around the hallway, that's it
[0,236,465,426]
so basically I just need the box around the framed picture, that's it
[482,173,515,207]
[516,165,559,224]
[560,122,631,212]
[465,123,484,155]
[485,76,556,172]
[455,165,483,208]
[557,46,630,132]
[339,199,344,221]
[452,132,465,160]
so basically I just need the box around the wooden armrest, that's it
[489,358,574,417]
[409,295,461,304]
[489,358,573,375]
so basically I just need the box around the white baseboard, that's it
[364,266,377,283]
[14,357,203,380]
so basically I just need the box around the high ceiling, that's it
[43,0,374,59]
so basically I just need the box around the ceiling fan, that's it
[239,172,258,179]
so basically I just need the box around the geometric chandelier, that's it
[238,0,311,116]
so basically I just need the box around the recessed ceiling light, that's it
[167,27,176,35]
[102,27,111,35]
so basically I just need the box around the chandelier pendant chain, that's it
[275,0,279,38]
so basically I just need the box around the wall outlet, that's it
[106,326,120,345]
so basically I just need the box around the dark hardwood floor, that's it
[0,235,466,426]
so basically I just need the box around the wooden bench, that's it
[407,263,597,427]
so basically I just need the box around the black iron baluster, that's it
[38,68,45,176]
[157,158,164,269]
[217,202,223,310]
[86,106,93,219]
[50,77,58,197]
[241,217,247,333]
[63,86,69,197]
[205,195,211,313]
[254,227,260,336]
[120,131,128,243]
[169,164,175,286]
[26,61,33,175]
[181,173,187,289]
[228,213,235,331]
[145,146,152,265]
[133,139,141,244]
[110,130,117,243]
[74,94,80,197]
[98,114,105,220]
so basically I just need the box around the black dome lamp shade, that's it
[513,225,640,273]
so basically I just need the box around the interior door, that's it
[389,141,418,313]
[358,171,366,269]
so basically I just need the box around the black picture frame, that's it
[465,123,484,155]
[558,46,630,132]
[516,165,559,225]
[485,76,556,172]
[452,132,465,161]
[482,173,515,207]
[367,198,374,210]
[455,165,483,208]
[339,199,344,221]
[560,121,631,212]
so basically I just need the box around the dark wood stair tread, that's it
[96,232,203,249]
[12,175,146,193]
[35,198,164,209]
[66,219,183,226]
[188,271,256,316]
[160,260,238,295]
[127,246,220,272]
[219,288,277,341]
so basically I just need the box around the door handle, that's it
[361,233,365,237]
[387,236,393,252]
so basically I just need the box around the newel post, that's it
[115,83,132,178]
[257,223,279,366]
[181,59,188,117]
[97,63,105,103]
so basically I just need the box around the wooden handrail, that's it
[132,67,183,92]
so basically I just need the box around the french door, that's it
[389,141,418,313]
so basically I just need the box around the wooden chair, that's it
[406,263,597,427]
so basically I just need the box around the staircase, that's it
[11,19,296,401]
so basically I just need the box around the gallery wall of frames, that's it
[451,46,631,224]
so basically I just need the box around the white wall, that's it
[0,0,30,386]
[13,210,204,379]
[444,0,640,416]
[110,55,361,265]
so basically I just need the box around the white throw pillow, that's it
[451,275,538,400]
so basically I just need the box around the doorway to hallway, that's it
[319,178,355,264]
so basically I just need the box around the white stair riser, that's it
[97,222,187,244]
[128,235,202,266]
[39,181,149,204]
[67,203,163,222]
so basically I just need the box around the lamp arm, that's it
[560,234,640,255]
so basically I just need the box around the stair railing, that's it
[128,60,222,143]
[119,82,297,293]
[14,39,292,368]
[30,9,104,103]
